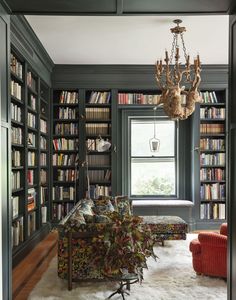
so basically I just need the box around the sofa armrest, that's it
[198,232,227,248]
[189,238,201,254]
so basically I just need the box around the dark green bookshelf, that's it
[52,89,79,222]
[199,90,227,222]
[10,49,51,265]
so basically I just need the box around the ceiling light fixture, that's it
[155,19,202,120]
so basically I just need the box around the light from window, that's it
[130,119,176,197]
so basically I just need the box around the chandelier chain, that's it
[170,33,177,64]
[180,33,188,61]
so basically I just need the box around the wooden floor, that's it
[13,231,58,300]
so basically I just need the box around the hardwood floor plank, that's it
[13,231,58,300]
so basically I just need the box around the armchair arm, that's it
[189,238,201,254]
[220,223,227,236]
[198,232,227,248]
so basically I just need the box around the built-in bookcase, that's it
[199,90,227,221]
[52,90,79,222]
[85,90,112,199]
[10,49,50,262]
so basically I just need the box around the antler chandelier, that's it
[155,19,202,120]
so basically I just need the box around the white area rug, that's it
[28,234,227,300]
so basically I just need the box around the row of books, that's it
[27,170,34,185]
[40,136,47,150]
[88,91,111,104]
[12,171,20,190]
[41,206,47,223]
[53,138,78,151]
[12,196,19,219]
[88,170,111,182]
[12,217,24,247]
[55,123,78,135]
[41,186,48,204]
[200,91,219,104]
[40,119,47,134]
[200,168,225,181]
[200,153,225,166]
[56,169,76,182]
[118,93,161,105]
[12,127,22,144]
[10,53,23,79]
[28,94,36,110]
[59,91,79,104]
[85,124,110,135]
[88,185,111,199]
[88,155,110,166]
[11,80,22,100]
[40,169,47,185]
[27,71,37,91]
[27,112,36,128]
[200,138,225,151]
[52,153,78,166]
[200,107,225,119]
[85,107,110,120]
[27,188,36,211]
[11,103,22,122]
[28,151,36,166]
[58,107,77,119]
[200,183,226,200]
[200,124,224,134]
[28,132,36,147]
[27,211,36,237]
[52,203,74,221]
[12,150,21,167]
[200,203,225,220]
[52,186,75,201]
[86,138,110,151]
[40,153,47,165]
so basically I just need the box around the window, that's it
[129,117,177,198]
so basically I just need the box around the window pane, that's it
[131,119,175,157]
[131,160,176,196]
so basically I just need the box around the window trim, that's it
[121,108,181,200]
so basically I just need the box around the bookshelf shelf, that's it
[52,200,75,204]
[88,165,111,170]
[53,103,78,107]
[27,85,38,96]
[27,126,37,132]
[200,103,225,106]
[53,119,78,123]
[200,150,225,153]
[85,103,111,107]
[198,90,227,221]
[11,71,24,84]
[27,106,37,114]
[12,188,24,193]
[200,118,225,122]
[40,114,48,121]
[11,95,24,105]
[53,134,79,138]
[11,119,24,127]
[53,150,78,153]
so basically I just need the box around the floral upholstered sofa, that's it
[57,196,156,287]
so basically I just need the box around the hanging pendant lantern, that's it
[149,107,160,152]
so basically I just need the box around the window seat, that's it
[133,200,194,207]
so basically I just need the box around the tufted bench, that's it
[141,215,188,246]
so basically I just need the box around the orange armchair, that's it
[189,223,227,278]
